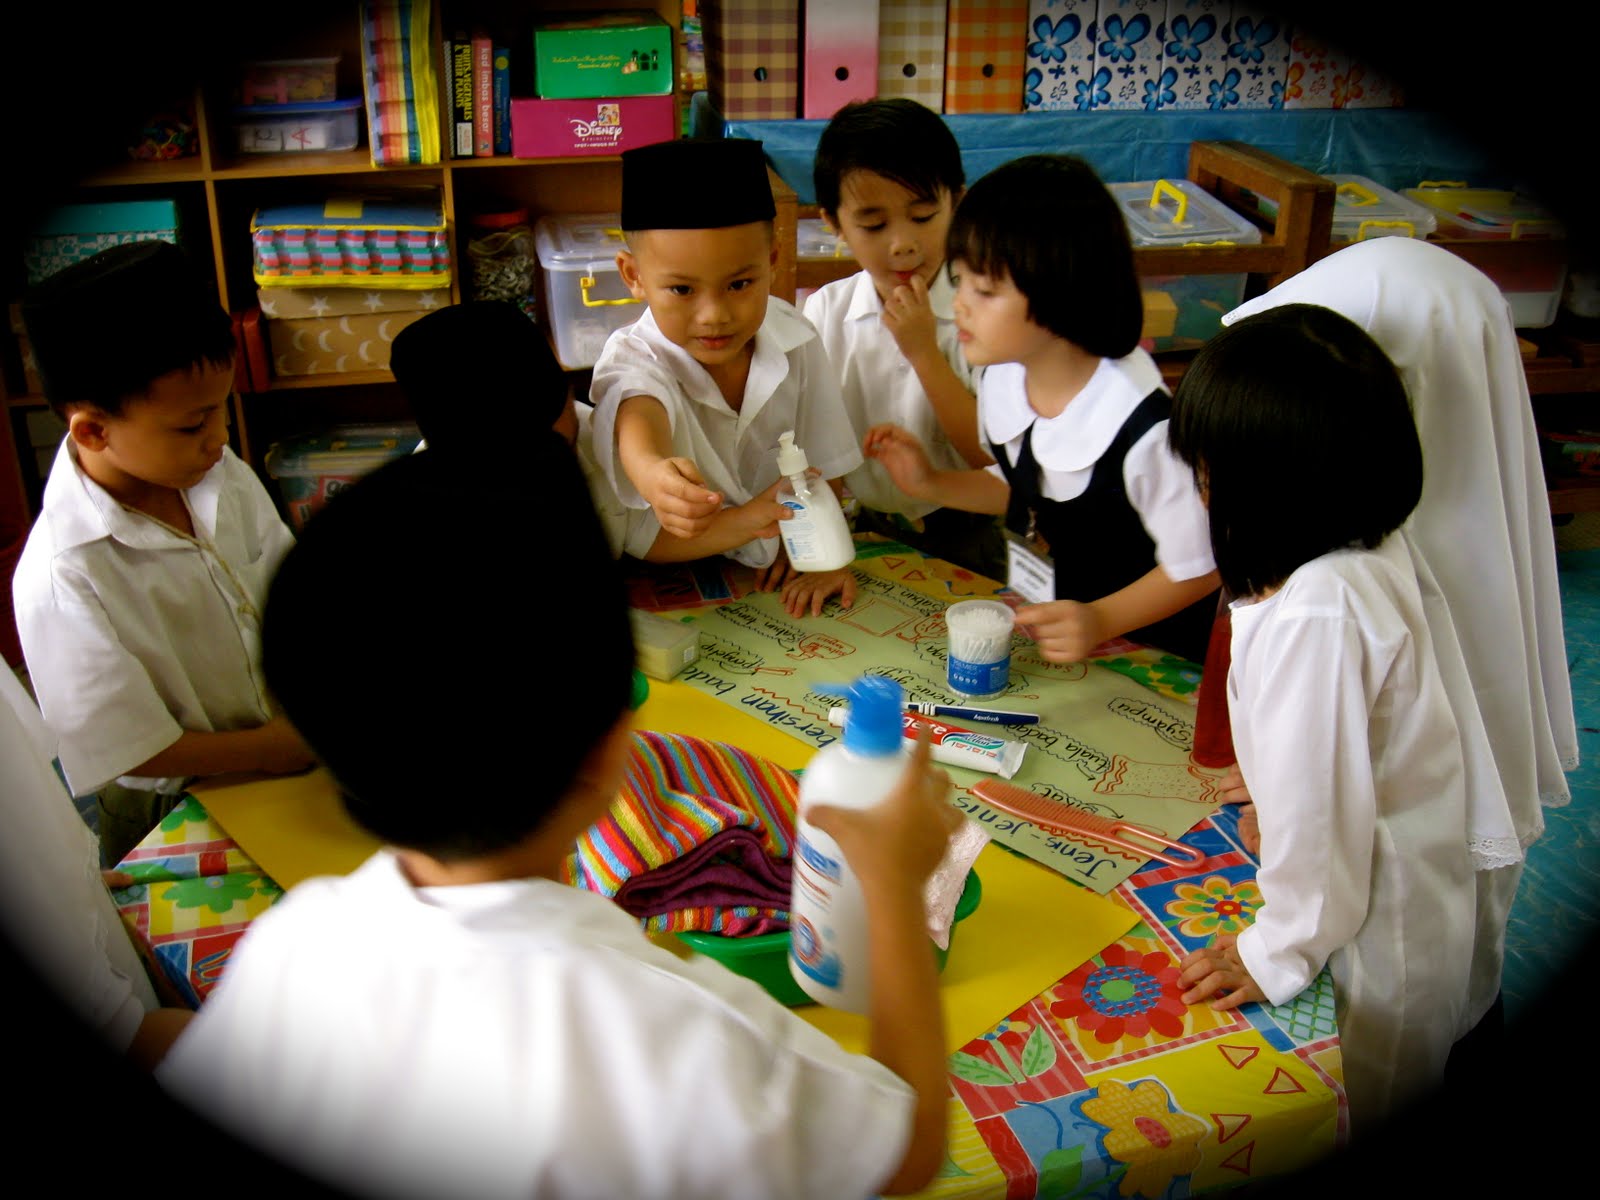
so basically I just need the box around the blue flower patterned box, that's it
[23,199,180,285]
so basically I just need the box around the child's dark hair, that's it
[261,435,635,861]
[1168,303,1423,598]
[390,300,569,449]
[20,240,235,419]
[945,154,1142,359]
[812,98,965,218]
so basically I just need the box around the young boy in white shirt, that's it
[390,298,792,563]
[590,136,866,617]
[14,241,314,866]
[157,433,961,1200]
[802,99,1005,581]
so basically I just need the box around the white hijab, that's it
[1225,237,1577,867]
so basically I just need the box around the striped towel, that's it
[560,731,800,936]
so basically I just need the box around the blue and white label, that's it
[948,654,1010,696]
[790,914,843,987]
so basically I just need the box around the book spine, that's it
[492,45,512,156]
[473,35,494,156]
[450,36,474,158]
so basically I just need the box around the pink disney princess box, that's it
[510,94,675,158]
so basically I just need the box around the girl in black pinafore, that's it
[863,154,1221,665]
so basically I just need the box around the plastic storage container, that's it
[796,218,854,262]
[1404,183,1569,328]
[264,422,423,532]
[237,56,341,105]
[1108,178,1264,353]
[1324,175,1439,244]
[533,212,644,369]
[466,206,537,304]
[233,98,361,154]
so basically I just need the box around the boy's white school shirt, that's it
[12,439,294,798]
[979,353,1215,583]
[801,268,973,517]
[0,666,156,1051]
[158,849,916,1200]
[589,298,864,565]
[1226,531,1475,1133]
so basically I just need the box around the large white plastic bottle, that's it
[789,673,910,1012]
[774,430,855,572]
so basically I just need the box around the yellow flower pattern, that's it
[1167,874,1262,939]
[1080,1079,1208,1198]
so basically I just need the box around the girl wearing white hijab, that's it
[1221,235,1577,1048]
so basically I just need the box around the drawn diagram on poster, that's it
[661,553,1223,894]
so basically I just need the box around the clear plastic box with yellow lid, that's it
[533,212,646,369]
[1107,178,1263,353]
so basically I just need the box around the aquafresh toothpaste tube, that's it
[826,707,1027,778]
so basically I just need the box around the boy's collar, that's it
[46,439,223,552]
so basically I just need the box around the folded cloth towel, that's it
[560,730,799,936]
[615,827,792,935]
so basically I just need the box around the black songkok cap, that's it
[21,239,228,408]
[620,137,776,231]
[389,301,568,450]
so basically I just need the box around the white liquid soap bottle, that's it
[789,673,910,1012]
[775,430,855,572]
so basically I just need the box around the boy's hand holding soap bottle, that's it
[775,430,860,618]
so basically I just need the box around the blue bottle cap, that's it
[816,673,904,756]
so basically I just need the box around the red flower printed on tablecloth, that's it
[1050,943,1188,1044]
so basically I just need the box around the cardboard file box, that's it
[703,0,799,120]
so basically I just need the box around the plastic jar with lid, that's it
[466,206,536,304]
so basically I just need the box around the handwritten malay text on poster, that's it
[665,560,1221,894]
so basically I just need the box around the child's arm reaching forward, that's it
[1016,566,1222,663]
[129,714,316,780]
[864,423,1009,515]
[639,479,791,563]
[805,727,961,1195]
[615,394,723,538]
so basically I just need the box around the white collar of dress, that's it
[982,349,1164,473]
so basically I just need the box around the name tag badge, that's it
[1005,528,1056,605]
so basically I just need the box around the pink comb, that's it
[972,779,1204,868]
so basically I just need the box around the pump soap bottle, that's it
[788,673,909,1012]
[775,430,855,572]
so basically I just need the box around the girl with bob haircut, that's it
[1169,302,1481,1138]
[864,154,1220,664]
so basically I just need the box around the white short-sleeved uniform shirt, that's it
[158,850,915,1200]
[0,666,157,1051]
[589,298,864,566]
[12,439,295,797]
[802,269,972,517]
[979,351,1214,583]
[575,402,660,559]
[1228,531,1474,1131]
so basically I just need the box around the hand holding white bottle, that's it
[774,430,855,572]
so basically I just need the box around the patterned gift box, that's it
[877,0,945,109]
[1223,4,1289,110]
[264,310,433,377]
[1090,0,1164,110]
[23,200,180,285]
[1282,28,1343,109]
[703,0,799,120]
[256,285,451,319]
[1338,55,1405,108]
[1024,0,1097,112]
[1155,0,1230,111]
[802,0,879,118]
[250,192,450,289]
[944,1,1028,113]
